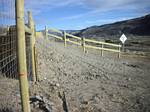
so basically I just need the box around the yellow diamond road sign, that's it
[120,34,127,44]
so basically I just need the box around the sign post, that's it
[120,34,127,52]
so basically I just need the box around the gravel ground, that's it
[0,36,150,112]
[35,37,150,112]
[0,76,21,112]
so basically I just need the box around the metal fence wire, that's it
[0,0,33,79]
[25,32,33,80]
[0,0,18,78]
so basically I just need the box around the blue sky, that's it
[0,0,150,30]
[0,0,15,26]
[24,0,150,30]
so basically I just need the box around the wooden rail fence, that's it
[45,27,121,58]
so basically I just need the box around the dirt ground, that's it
[0,76,20,112]
[35,37,150,112]
[0,36,150,112]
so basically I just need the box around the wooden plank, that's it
[85,45,120,53]
[25,25,32,34]
[66,33,81,40]
[48,34,63,40]
[85,38,121,47]
[48,28,62,34]
[66,39,81,45]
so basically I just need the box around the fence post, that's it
[28,11,36,82]
[63,31,67,47]
[33,25,39,81]
[118,44,121,58]
[16,0,31,112]
[34,46,39,81]
[82,37,85,53]
[101,44,103,56]
[45,26,48,39]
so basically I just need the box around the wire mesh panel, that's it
[0,1,33,79]
[25,32,32,80]
[0,0,18,78]
[0,0,22,111]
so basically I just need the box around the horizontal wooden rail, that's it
[25,25,32,34]
[85,38,121,47]
[46,27,121,58]
[85,45,120,53]
[0,25,32,36]
[48,28,63,34]
[48,33,63,40]
[66,33,81,40]
[66,39,81,45]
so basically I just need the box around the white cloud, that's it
[61,0,150,20]
[23,0,150,22]
[24,0,149,30]
[24,0,83,15]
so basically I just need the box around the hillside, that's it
[76,14,150,39]
[64,30,80,35]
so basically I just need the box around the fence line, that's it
[85,38,121,47]
[67,39,81,46]
[66,33,81,40]
[48,28,63,34]
[0,14,37,81]
[0,26,18,78]
[48,33,63,40]
[0,0,39,111]
[46,27,121,58]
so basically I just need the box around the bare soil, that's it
[0,76,20,112]
[35,37,150,112]
[0,37,150,112]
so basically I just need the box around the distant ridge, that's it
[76,14,150,39]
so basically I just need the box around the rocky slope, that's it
[76,14,150,39]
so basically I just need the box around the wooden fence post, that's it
[82,37,85,53]
[101,44,103,56]
[28,11,36,82]
[34,46,39,81]
[118,44,121,58]
[33,25,39,81]
[16,0,31,111]
[45,26,48,39]
[63,31,67,47]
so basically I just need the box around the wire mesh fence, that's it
[0,26,18,78]
[0,0,17,78]
[0,0,34,111]
[0,0,21,111]
[0,0,33,79]
[25,32,32,80]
